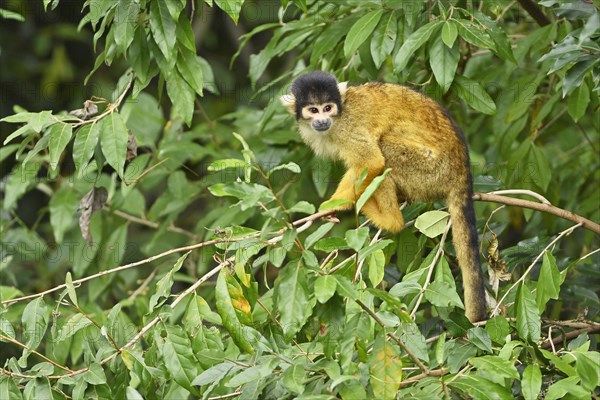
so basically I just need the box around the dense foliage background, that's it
[1,0,599,399]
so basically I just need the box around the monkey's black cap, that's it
[291,72,342,120]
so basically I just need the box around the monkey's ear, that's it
[338,81,349,101]
[280,93,296,115]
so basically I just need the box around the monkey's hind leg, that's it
[360,178,404,233]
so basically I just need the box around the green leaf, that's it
[485,315,510,344]
[275,262,313,339]
[567,81,590,122]
[48,123,73,171]
[563,58,598,96]
[114,0,139,55]
[83,363,107,385]
[345,227,369,252]
[370,12,397,68]
[0,8,25,21]
[529,143,551,192]
[22,297,49,350]
[455,19,496,50]
[369,332,402,399]
[319,198,353,211]
[3,123,34,146]
[162,324,199,394]
[522,364,542,400]
[64,272,78,308]
[282,364,305,395]
[3,162,41,210]
[394,21,442,73]
[305,223,335,249]
[55,314,92,342]
[454,76,496,115]
[368,249,385,287]
[449,375,513,400]
[396,321,429,362]
[0,375,23,399]
[470,355,519,379]
[545,376,589,400]
[466,327,493,353]
[441,21,458,47]
[356,168,391,213]
[344,10,383,58]
[333,275,358,300]
[49,188,79,244]
[573,351,600,392]
[214,0,244,25]
[215,269,254,354]
[148,252,189,311]
[149,0,176,60]
[177,48,204,96]
[73,123,101,176]
[166,69,195,125]
[315,275,337,303]
[208,158,249,171]
[429,38,459,93]
[425,281,464,308]
[100,112,129,178]
[414,210,450,238]
[267,162,301,177]
[535,252,561,313]
[515,283,541,342]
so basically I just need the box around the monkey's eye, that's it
[309,107,319,114]
[324,105,332,112]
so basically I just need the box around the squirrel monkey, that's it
[280,71,486,322]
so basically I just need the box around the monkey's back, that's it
[337,83,472,202]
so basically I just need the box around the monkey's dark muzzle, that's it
[312,119,331,132]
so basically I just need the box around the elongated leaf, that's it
[177,48,204,96]
[356,168,391,213]
[455,19,496,50]
[73,123,101,176]
[368,249,385,287]
[429,38,459,93]
[545,376,589,400]
[216,269,254,354]
[454,76,496,115]
[282,364,305,395]
[149,0,176,60]
[415,210,450,238]
[573,351,600,391]
[449,375,513,400]
[394,21,442,73]
[344,10,383,58]
[370,12,397,68]
[215,0,244,25]
[315,275,337,304]
[441,21,458,47]
[567,81,590,122]
[162,324,198,394]
[275,262,313,339]
[369,332,402,399]
[148,252,189,311]
[114,0,139,55]
[535,252,561,312]
[166,69,195,125]
[425,280,464,308]
[49,188,79,244]
[48,123,73,171]
[22,297,49,350]
[522,364,542,400]
[100,112,129,178]
[470,356,519,379]
[515,283,541,342]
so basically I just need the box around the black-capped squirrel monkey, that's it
[281,71,486,322]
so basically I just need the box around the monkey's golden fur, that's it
[283,76,486,322]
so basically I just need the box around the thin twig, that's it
[487,189,550,205]
[0,334,73,373]
[491,223,582,316]
[399,368,448,388]
[411,221,452,318]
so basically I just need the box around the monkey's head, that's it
[280,72,348,133]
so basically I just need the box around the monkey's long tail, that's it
[447,186,486,322]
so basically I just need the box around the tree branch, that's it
[474,192,600,234]
[516,0,551,26]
